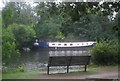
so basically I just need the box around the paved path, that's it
[32,66,118,79]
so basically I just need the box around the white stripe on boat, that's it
[48,42,95,48]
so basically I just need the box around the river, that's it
[4,47,92,72]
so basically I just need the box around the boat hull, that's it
[49,45,93,50]
[33,41,96,50]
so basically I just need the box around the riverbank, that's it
[2,65,118,79]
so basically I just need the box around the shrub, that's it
[3,66,25,73]
[16,66,25,72]
[2,28,20,66]
[91,40,118,65]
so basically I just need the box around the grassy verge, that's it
[2,70,42,79]
[89,64,118,69]
[2,64,118,79]
[0,70,2,80]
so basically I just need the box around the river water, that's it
[6,47,92,72]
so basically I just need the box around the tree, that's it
[2,28,20,66]
[0,13,2,65]
[2,2,16,27]
[112,10,119,39]
[2,2,38,28]
[73,14,115,40]
[8,23,36,48]
[34,15,65,41]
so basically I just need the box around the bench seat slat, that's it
[70,56,90,65]
[48,56,71,66]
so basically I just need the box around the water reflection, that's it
[9,48,91,71]
[49,50,90,56]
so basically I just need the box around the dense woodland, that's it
[1,2,119,66]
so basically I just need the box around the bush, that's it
[8,23,36,48]
[16,66,25,72]
[91,40,118,65]
[3,66,25,73]
[2,28,20,66]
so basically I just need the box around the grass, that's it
[2,69,96,79]
[88,64,118,69]
[2,70,42,79]
[2,64,118,79]
[0,70,2,80]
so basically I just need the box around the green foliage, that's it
[2,28,20,66]
[55,32,65,40]
[91,40,118,65]
[3,42,20,65]
[70,14,114,40]
[2,28,14,43]
[34,15,66,41]
[2,2,15,27]
[0,13,2,66]
[2,2,38,27]
[33,2,119,42]
[64,33,78,42]
[16,66,25,72]
[8,23,36,48]
[3,66,25,73]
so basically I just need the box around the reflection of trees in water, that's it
[49,50,91,56]
[16,50,49,71]
[6,48,91,71]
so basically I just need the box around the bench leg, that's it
[85,65,87,72]
[47,66,49,75]
[67,66,69,73]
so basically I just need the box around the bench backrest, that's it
[48,56,91,66]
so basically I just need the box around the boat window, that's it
[82,43,84,45]
[52,44,55,45]
[77,44,79,45]
[70,44,73,45]
[64,44,67,46]
[58,44,61,45]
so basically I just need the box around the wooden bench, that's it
[47,56,91,74]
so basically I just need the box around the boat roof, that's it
[48,41,96,43]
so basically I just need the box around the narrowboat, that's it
[34,41,96,49]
